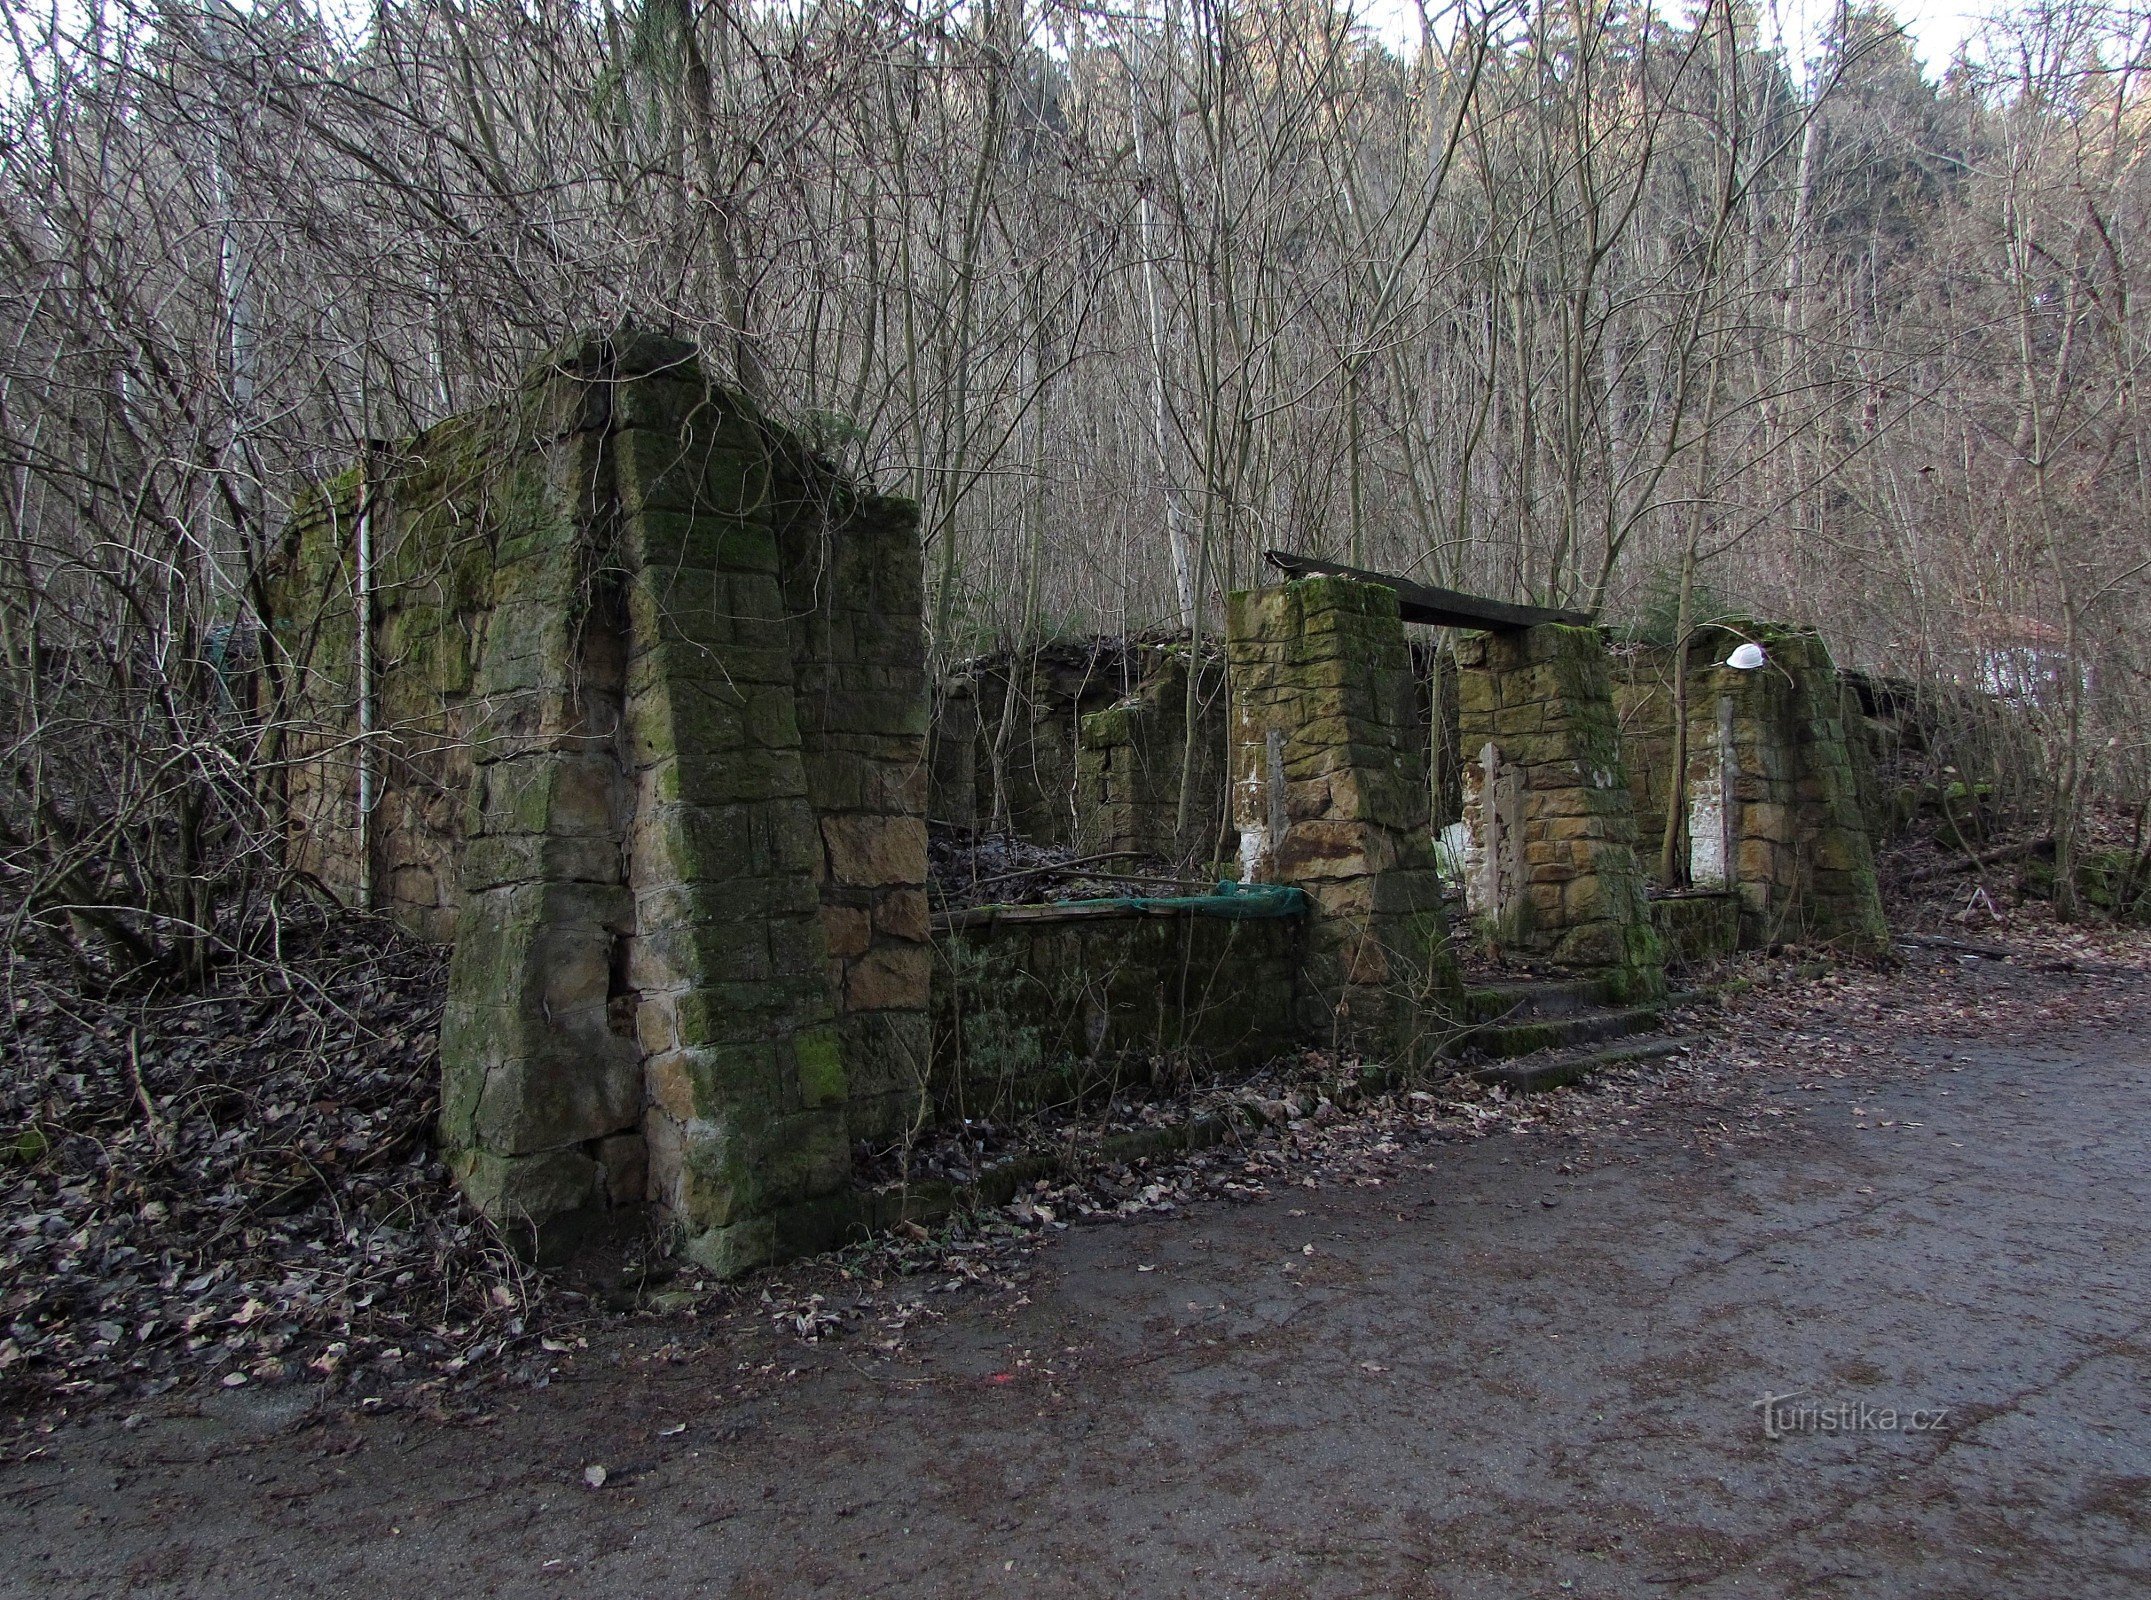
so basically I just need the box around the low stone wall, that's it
[275,420,497,944]
[930,898,1304,1123]
[1650,891,1740,969]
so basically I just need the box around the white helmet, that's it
[1725,641,1767,671]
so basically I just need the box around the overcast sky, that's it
[1355,0,1992,80]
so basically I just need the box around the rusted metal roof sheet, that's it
[1261,551,1595,632]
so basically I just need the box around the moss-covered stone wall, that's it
[1610,644,1682,855]
[775,462,931,1148]
[1650,890,1740,969]
[1075,651,1228,864]
[931,906,1302,1122]
[931,640,1228,861]
[1226,577,1460,1060]
[955,647,1139,845]
[271,333,929,1271]
[1614,627,1889,954]
[1454,624,1663,992]
[1703,629,1889,953]
[275,417,506,943]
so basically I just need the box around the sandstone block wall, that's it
[1610,644,1683,852]
[1454,624,1663,992]
[276,419,502,944]
[932,639,1227,861]
[1650,890,1741,968]
[776,467,931,1148]
[1694,629,1889,953]
[952,645,1140,844]
[932,904,1302,1122]
[271,333,929,1271]
[927,678,981,832]
[1075,651,1227,865]
[1614,627,1889,954]
[1226,577,1459,1059]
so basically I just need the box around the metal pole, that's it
[355,450,375,908]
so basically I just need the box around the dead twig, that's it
[1896,932,2016,959]
[1899,838,2052,885]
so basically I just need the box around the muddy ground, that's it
[3,941,2149,1598]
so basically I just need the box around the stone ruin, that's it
[930,636,1229,864]
[1225,577,1457,1060]
[1608,626,1890,953]
[274,333,927,1271]
[1453,623,1665,992]
[271,336,1893,1272]
[1451,617,1890,981]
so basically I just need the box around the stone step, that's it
[1459,1002,1669,1060]
[1460,976,1624,1023]
[1470,1032,1700,1095]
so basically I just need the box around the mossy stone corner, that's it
[271,332,930,1271]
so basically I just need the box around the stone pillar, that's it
[609,358,858,1275]
[287,333,933,1272]
[779,477,932,1149]
[1689,628,1889,954]
[436,360,644,1253]
[1453,624,1662,996]
[1226,577,1458,1059]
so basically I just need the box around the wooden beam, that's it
[1261,551,1596,633]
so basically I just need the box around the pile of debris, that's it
[0,912,539,1414]
[1876,805,2151,931]
[927,825,1200,912]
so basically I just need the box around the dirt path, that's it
[5,951,2149,1598]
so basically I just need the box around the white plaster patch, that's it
[1458,750,1491,913]
[1687,769,1728,887]
[1436,820,1472,893]
[1688,697,1735,887]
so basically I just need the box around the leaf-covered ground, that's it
[4,854,2145,1431]
[0,915,542,1415]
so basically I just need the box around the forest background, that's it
[5,0,2148,965]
